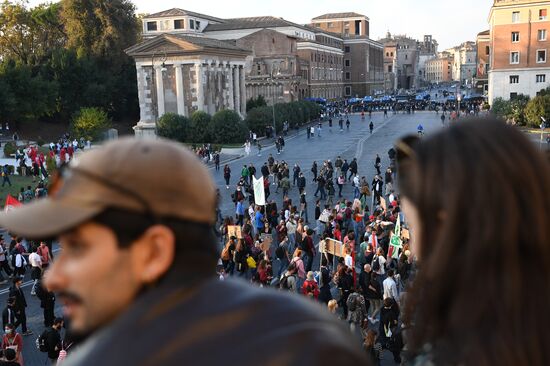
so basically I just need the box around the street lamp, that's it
[457,92,462,117]
[540,117,547,151]
[267,68,281,139]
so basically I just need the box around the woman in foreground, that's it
[397,119,550,365]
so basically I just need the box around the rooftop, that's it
[205,16,311,32]
[144,8,225,23]
[312,12,367,20]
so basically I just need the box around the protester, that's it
[0,138,366,365]
[398,119,550,365]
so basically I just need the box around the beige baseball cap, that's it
[0,137,217,239]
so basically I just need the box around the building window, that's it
[345,72,351,80]
[538,49,547,63]
[345,59,350,67]
[539,29,547,41]
[345,86,352,96]
[510,92,518,99]
[510,51,520,64]
[345,46,350,53]
[509,75,519,84]
[391,52,394,57]
[146,21,157,31]
[540,9,547,20]
[537,74,546,82]
[388,65,393,73]
[486,46,490,55]
[405,54,408,60]
[512,11,520,23]
[189,19,195,29]
[327,22,333,28]
[174,19,185,29]
[196,20,201,30]
[511,32,520,42]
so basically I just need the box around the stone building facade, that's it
[425,56,453,83]
[475,30,490,94]
[488,0,550,102]
[125,33,249,137]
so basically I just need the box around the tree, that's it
[189,111,212,143]
[0,1,66,65]
[245,106,272,135]
[246,95,267,112]
[157,113,189,142]
[0,60,57,124]
[60,0,139,60]
[210,110,247,144]
[509,94,530,125]
[525,94,550,128]
[71,107,111,141]
[491,97,512,119]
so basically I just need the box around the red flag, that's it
[4,195,21,212]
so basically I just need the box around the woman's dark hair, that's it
[92,208,218,278]
[398,118,550,365]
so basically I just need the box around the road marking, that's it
[355,115,396,160]
[0,248,61,296]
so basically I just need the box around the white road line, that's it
[0,248,61,296]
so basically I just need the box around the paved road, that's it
[6,111,448,365]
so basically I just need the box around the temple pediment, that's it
[125,33,250,58]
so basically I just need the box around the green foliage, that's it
[525,94,550,128]
[189,111,212,143]
[245,101,322,136]
[157,113,189,142]
[491,95,530,125]
[510,94,530,126]
[210,110,247,144]
[60,0,139,60]
[3,142,17,158]
[246,95,267,112]
[0,60,58,123]
[0,0,140,127]
[71,107,111,141]
[0,1,65,66]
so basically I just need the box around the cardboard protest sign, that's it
[227,225,242,239]
[401,228,410,240]
[320,238,344,257]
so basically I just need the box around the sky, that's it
[27,0,494,50]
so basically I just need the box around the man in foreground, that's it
[0,138,367,365]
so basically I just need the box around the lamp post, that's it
[457,91,462,117]
[540,117,547,151]
[267,68,281,139]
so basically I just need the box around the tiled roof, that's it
[478,30,490,36]
[205,16,311,32]
[125,33,250,56]
[312,12,366,20]
[144,8,225,23]
[168,34,249,51]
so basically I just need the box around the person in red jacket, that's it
[302,271,320,299]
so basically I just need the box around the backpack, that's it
[36,329,51,352]
[305,283,315,297]
[279,274,294,290]
[348,294,358,312]
[372,256,380,272]
[275,244,285,260]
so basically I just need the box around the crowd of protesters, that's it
[0,112,548,365]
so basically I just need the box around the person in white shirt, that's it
[373,248,386,276]
[383,269,399,302]
[28,246,43,296]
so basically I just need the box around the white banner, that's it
[252,176,265,206]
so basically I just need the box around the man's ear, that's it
[130,225,175,285]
